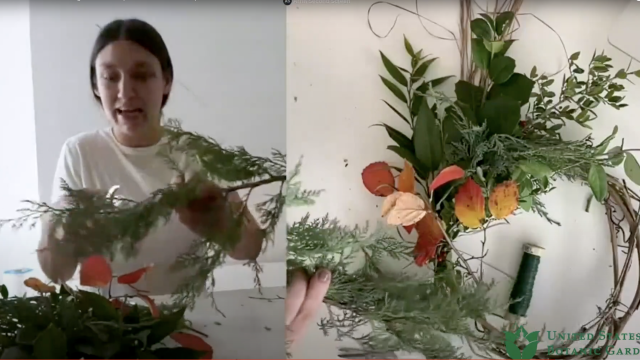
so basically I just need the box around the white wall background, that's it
[0,0,286,287]
[287,0,640,358]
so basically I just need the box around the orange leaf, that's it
[454,178,486,228]
[489,181,520,219]
[413,212,445,266]
[397,161,415,194]
[170,332,214,359]
[23,277,56,293]
[117,264,153,284]
[79,255,112,287]
[429,165,465,193]
[362,161,395,196]
[138,294,160,318]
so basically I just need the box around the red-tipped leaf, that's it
[79,255,112,287]
[429,165,465,193]
[138,294,160,318]
[170,332,214,359]
[117,265,153,284]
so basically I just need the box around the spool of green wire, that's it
[508,244,545,318]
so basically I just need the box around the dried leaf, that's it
[429,165,465,192]
[489,181,520,219]
[23,277,56,293]
[362,161,395,196]
[170,332,214,359]
[117,264,154,284]
[454,178,486,228]
[382,192,427,226]
[138,294,160,318]
[413,212,445,266]
[397,160,415,194]
[79,255,112,287]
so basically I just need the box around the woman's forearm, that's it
[37,199,79,284]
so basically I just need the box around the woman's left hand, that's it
[173,175,231,238]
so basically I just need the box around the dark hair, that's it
[89,18,174,107]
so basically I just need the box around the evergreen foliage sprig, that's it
[0,120,287,309]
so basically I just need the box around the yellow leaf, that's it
[489,180,520,219]
[454,178,486,228]
[382,192,427,226]
[24,277,56,293]
[397,161,415,194]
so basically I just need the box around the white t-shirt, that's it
[46,127,205,297]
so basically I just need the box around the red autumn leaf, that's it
[429,165,465,193]
[170,332,214,359]
[412,212,445,267]
[362,161,395,196]
[117,265,153,284]
[454,178,486,229]
[138,294,160,318]
[79,255,112,287]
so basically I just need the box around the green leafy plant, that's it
[0,259,212,359]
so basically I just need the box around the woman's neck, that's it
[112,126,164,148]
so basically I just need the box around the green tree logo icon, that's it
[505,326,540,359]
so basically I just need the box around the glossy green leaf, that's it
[470,18,493,40]
[380,51,408,87]
[376,123,413,151]
[480,96,521,134]
[77,290,119,321]
[478,13,495,30]
[454,80,484,111]
[519,161,553,180]
[471,38,490,70]
[487,73,535,105]
[147,307,187,345]
[624,152,640,186]
[484,40,504,54]
[413,98,443,173]
[489,56,516,84]
[416,75,455,93]
[387,145,428,179]
[381,100,410,126]
[33,324,67,359]
[442,114,462,144]
[380,76,408,103]
[495,11,515,36]
[0,284,7,299]
[520,196,533,211]
[403,35,415,57]
[607,146,625,166]
[412,58,437,80]
[588,164,608,203]
[570,51,580,61]
[497,39,517,56]
[595,125,618,155]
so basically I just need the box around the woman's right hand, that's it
[37,187,114,283]
[285,268,332,351]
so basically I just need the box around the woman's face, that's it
[93,40,171,147]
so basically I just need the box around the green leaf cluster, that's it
[0,285,203,359]
[376,15,640,227]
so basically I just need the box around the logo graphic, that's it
[283,0,292,5]
[505,326,539,359]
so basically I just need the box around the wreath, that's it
[287,1,640,359]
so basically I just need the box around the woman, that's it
[37,18,264,297]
